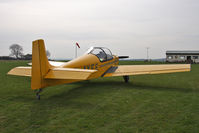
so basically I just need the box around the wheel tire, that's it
[123,76,129,83]
[37,95,40,100]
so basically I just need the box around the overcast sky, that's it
[0,0,199,59]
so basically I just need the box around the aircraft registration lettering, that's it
[83,63,98,70]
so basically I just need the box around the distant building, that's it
[22,54,32,60]
[166,51,199,63]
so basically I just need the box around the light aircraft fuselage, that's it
[8,39,191,99]
[62,47,119,79]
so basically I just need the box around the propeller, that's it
[118,56,129,59]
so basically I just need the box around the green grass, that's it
[0,60,199,133]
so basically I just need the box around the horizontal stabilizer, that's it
[8,66,97,80]
[45,68,97,80]
[7,67,31,77]
[104,64,191,77]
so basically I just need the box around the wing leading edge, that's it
[104,64,191,77]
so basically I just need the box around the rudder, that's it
[31,39,51,90]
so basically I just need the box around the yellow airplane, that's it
[8,39,191,99]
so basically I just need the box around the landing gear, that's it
[123,76,129,83]
[35,89,43,100]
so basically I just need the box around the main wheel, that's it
[123,76,129,83]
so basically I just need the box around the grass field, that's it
[0,60,199,133]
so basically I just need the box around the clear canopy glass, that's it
[85,47,113,62]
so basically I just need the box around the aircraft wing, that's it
[8,67,97,80]
[28,61,66,66]
[104,64,191,77]
[49,61,66,66]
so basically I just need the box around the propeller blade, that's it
[118,56,129,59]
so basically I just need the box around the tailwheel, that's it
[35,89,43,100]
[123,76,129,83]
[36,94,40,100]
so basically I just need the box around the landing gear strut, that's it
[35,89,43,100]
[123,76,129,83]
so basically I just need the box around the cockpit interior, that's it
[86,47,113,62]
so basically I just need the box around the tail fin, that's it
[31,39,51,90]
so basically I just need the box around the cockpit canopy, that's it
[85,47,113,62]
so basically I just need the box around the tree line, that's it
[0,44,50,60]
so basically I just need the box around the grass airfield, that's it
[0,60,199,133]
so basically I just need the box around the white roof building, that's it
[166,50,199,63]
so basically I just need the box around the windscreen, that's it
[102,48,113,60]
[91,48,107,62]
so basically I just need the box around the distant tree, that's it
[46,50,51,58]
[9,44,23,59]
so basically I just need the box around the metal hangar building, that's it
[166,51,199,63]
